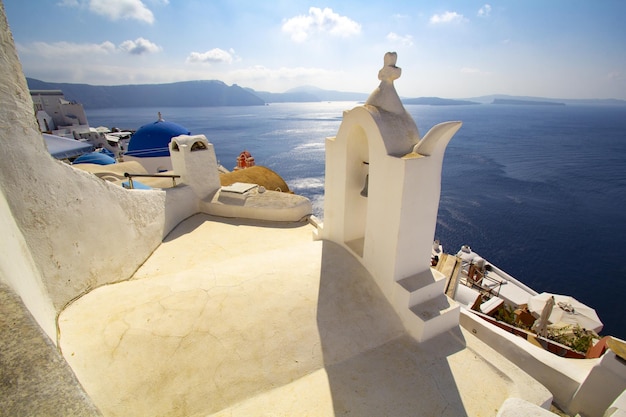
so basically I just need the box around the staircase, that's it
[393,263,461,342]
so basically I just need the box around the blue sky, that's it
[4,0,626,99]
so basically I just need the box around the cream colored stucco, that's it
[58,214,553,417]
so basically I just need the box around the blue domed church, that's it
[124,112,190,173]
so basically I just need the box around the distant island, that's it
[26,78,626,109]
[25,78,480,109]
[492,98,565,106]
[252,85,369,103]
[402,97,479,106]
[28,78,372,109]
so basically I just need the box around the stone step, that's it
[393,269,460,343]
[395,268,447,307]
[403,294,460,342]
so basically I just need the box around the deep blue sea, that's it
[86,102,626,340]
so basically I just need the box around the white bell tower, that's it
[318,53,463,342]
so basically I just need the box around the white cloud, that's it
[18,39,161,58]
[92,0,154,23]
[61,0,155,24]
[282,7,361,42]
[186,48,236,64]
[22,41,117,58]
[119,37,162,55]
[57,0,81,7]
[478,4,492,17]
[607,71,625,82]
[387,32,413,47]
[429,11,465,24]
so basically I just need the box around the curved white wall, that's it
[0,189,57,338]
[0,6,195,342]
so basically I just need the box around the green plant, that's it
[546,325,597,353]
[494,304,535,330]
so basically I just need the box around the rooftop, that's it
[58,214,549,416]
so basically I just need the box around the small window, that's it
[191,141,207,151]
[171,141,180,152]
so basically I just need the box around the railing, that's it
[124,172,181,189]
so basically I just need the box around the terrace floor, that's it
[58,214,551,417]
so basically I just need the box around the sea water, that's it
[86,102,626,339]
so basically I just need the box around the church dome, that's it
[126,114,190,158]
[220,166,291,193]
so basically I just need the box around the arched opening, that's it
[343,125,369,257]
[191,141,207,151]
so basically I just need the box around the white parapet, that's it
[169,134,221,200]
[201,184,312,222]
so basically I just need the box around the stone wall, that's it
[0,281,102,416]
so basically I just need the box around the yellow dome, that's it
[220,166,291,193]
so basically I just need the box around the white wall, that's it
[459,309,597,413]
[319,100,462,342]
[0,7,195,343]
[0,189,57,339]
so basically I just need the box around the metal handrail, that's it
[124,172,181,189]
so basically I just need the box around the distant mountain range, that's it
[250,85,370,103]
[27,78,265,108]
[464,94,626,106]
[401,97,479,106]
[26,78,626,109]
[492,98,565,106]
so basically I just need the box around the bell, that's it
[360,174,369,197]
